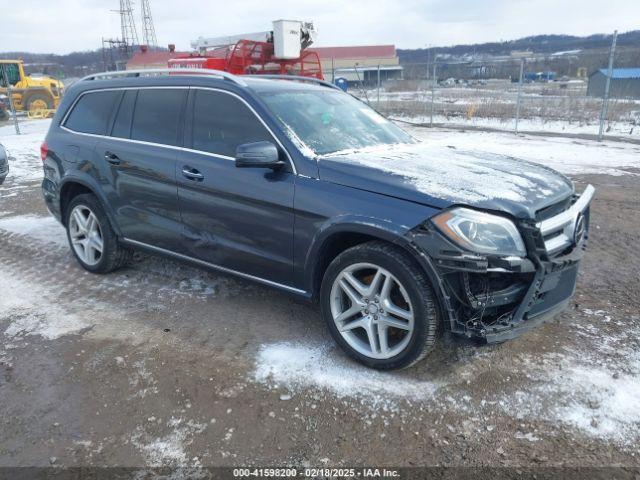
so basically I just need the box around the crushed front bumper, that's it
[408,185,595,343]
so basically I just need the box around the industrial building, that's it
[309,45,402,84]
[587,68,640,99]
[126,45,187,70]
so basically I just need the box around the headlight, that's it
[432,207,526,257]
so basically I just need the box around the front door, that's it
[176,88,295,287]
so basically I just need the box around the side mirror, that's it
[235,141,283,169]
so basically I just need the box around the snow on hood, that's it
[318,142,574,218]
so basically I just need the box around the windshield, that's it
[258,89,414,156]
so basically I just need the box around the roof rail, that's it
[80,68,248,87]
[250,75,341,90]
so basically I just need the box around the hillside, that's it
[398,30,640,63]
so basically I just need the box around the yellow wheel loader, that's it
[0,60,64,116]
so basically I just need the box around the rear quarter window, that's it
[64,90,121,135]
[111,90,137,139]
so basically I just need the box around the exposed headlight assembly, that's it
[432,207,526,257]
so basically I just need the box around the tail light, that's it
[40,142,49,162]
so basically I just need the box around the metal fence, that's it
[353,44,640,142]
[356,74,639,141]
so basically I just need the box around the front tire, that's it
[65,194,131,273]
[320,241,439,370]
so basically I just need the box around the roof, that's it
[596,68,640,79]
[65,73,330,99]
[308,45,396,60]
[127,50,189,67]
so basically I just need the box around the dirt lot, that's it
[0,120,639,475]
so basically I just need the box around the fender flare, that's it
[305,217,406,280]
[58,174,123,237]
[305,216,451,322]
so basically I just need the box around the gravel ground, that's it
[0,120,639,474]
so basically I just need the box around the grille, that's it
[536,185,595,256]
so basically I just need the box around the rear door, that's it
[98,87,187,251]
[176,88,296,286]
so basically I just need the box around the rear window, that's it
[64,90,121,135]
[131,89,186,146]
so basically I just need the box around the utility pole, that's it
[377,64,381,104]
[598,30,618,141]
[426,46,430,81]
[515,58,525,134]
[141,0,158,47]
[430,63,437,126]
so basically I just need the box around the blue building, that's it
[587,68,640,99]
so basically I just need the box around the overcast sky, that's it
[4,0,639,54]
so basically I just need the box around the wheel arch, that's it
[306,220,449,317]
[58,177,122,236]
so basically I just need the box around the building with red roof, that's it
[126,45,189,70]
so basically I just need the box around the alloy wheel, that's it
[69,205,104,266]
[329,262,415,360]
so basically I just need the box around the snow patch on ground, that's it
[253,342,441,407]
[132,417,206,467]
[0,119,50,184]
[253,316,640,445]
[396,114,640,139]
[550,363,640,440]
[1,270,90,340]
[0,214,66,247]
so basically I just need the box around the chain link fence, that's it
[352,60,640,142]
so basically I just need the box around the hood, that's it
[318,142,573,219]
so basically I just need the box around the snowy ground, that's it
[397,114,640,139]
[360,84,640,139]
[1,117,639,470]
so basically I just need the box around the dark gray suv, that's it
[41,69,594,369]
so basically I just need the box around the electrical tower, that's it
[141,0,158,47]
[119,0,139,52]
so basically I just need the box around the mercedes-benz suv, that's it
[41,70,594,370]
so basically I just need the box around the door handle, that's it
[182,167,204,181]
[104,152,121,165]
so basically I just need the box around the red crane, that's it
[168,20,324,80]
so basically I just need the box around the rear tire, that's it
[320,241,440,370]
[65,194,132,273]
[25,93,53,111]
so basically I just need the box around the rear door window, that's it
[191,89,273,157]
[111,90,137,139]
[64,90,121,135]
[131,89,186,146]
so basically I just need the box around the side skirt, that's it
[121,238,309,297]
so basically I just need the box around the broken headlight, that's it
[432,207,526,257]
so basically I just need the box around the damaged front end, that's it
[407,185,595,343]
